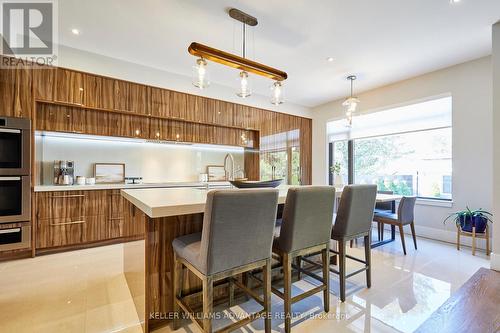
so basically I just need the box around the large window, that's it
[328,96,452,200]
[260,129,301,185]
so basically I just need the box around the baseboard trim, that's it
[379,224,490,250]
[490,253,500,271]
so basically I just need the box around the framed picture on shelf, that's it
[207,165,226,182]
[94,163,126,184]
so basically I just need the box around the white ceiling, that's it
[58,0,500,108]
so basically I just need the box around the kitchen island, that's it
[120,186,291,332]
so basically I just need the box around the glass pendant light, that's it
[270,81,284,105]
[342,75,359,126]
[237,71,252,98]
[192,58,209,89]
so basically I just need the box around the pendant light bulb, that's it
[343,75,359,125]
[237,71,252,98]
[192,58,209,89]
[270,81,284,105]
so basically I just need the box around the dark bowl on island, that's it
[229,179,283,189]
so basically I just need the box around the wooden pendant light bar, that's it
[188,42,288,81]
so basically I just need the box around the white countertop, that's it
[121,186,293,218]
[33,181,231,192]
[120,186,400,219]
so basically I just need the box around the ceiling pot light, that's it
[71,28,80,35]
[270,81,284,105]
[192,58,209,89]
[327,57,335,62]
[342,75,359,126]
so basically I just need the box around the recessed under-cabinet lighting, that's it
[449,0,460,3]
[326,57,335,62]
[71,28,80,35]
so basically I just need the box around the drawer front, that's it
[36,215,105,249]
[36,191,108,220]
[37,216,87,248]
[36,191,85,220]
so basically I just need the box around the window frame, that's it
[329,127,452,202]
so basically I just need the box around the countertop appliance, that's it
[53,160,75,185]
[0,117,31,251]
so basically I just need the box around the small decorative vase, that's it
[334,174,344,187]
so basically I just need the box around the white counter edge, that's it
[33,181,231,192]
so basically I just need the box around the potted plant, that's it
[330,162,344,187]
[444,207,493,233]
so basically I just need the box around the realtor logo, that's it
[1,0,58,66]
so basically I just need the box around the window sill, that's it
[415,198,453,208]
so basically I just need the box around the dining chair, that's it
[330,184,377,302]
[373,196,417,255]
[172,189,279,333]
[269,186,336,333]
[374,190,394,241]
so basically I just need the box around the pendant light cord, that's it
[242,22,246,59]
[350,78,353,98]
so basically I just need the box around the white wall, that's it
[312,57,493,248]
[492,22,500,270]
[57,45,312,119]
[36,134,244,184]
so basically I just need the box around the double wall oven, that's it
[0,117,31,251]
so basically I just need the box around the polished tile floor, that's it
[0,232,490,333]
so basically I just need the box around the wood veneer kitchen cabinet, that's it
[0,61,32,118]
[35,190,143,250]
[150,87,171,118]
[108,112,149,138]
[107,190,125,239]
[32,67,55,101]
[114,80,149,115]
[35,190,108,220]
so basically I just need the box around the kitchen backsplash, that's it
[35,133,245,185]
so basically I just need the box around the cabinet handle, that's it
[50,194,85,198]
[108,217,123,221]
[50,220,86,226]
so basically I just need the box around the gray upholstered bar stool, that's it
[172,189,279,333]
[270,186,336,333]
[373,196,417,255]
[330,184,377,302]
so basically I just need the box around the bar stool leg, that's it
[457,226,461,250]
[263,259,272,333]
[321,247,330,312]
[283,253,292,333]
[202,276,213,333]
[364,235,371,288]
[172,253,182,330]
[296,256,302,280]
[339,240,346,302]
[228,278,235,307]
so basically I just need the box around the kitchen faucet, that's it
[224,153,235,181]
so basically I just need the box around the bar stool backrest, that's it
[201,189,279,275]
[332,185,377,239]
[278,186,336,253]
[397,196,417,224]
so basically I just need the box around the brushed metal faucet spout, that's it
[224,153,235,181]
